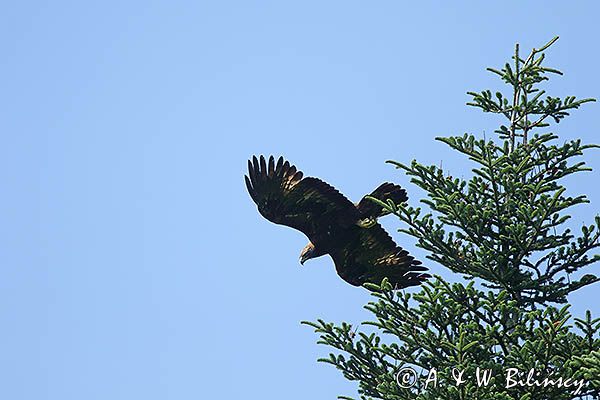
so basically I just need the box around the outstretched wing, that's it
[357,182,408,219]
[245,155,360,241]
[329,223,429,289]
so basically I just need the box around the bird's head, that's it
[299,242,316,265]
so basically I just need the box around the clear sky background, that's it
[1,2,599,399]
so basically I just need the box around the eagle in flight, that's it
[245,155,429,289]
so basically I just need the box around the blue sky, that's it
[1,1,599,399]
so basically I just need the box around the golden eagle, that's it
[245,155,429,289]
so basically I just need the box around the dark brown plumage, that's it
[245,155,429,289]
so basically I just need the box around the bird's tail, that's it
[357,182,408,220]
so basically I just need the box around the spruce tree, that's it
[303,37,600,400]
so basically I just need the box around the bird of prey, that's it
[244,155,429,289]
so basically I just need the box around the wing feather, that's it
[330,223,429,289]
[259,155,267,179]
[244,175,257,203]
[275,156,284,177]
